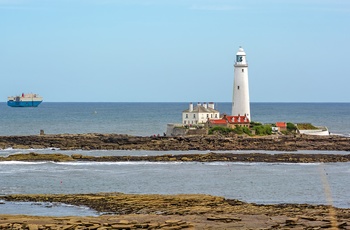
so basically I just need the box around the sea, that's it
[0,102,350,216]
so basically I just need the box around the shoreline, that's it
[0,133,350,151]
[1,152,350,163]
[1,193,350,229]
[2,134,350,229]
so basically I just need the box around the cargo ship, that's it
[7,93,43,107]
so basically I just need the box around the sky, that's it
[1,0,349,102]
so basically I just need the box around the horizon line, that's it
[1,101,349,104]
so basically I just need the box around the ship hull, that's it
[7,100,42,107]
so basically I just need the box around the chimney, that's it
[208,102,214,109]
[189,103,193,112]
[203,103,208,109]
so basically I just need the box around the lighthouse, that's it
[232,47,251,121]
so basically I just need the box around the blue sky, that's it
[1,0,349,102]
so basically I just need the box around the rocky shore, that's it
[1,134,350,229]
[1,151,350,163]
[0,133,349,151]
[2,193,350,229]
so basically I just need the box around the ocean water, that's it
[0,102,349,136]
[0,102,350,215]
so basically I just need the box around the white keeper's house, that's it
[182,102,220,125]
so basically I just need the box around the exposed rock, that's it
[1,193,349,229]
[285,217,299,225]
[0,134,350,151]
[1,152,350,163]
[0,152,73,162]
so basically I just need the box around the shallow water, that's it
[0,200,99,216]
[1,147,349,158]
[1,160,349,210]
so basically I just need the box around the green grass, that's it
[297,123,319,130]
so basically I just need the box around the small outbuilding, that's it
[275,122,287,132]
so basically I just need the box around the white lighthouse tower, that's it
[232,47,251,121]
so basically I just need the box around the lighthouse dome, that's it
[236,47,246,56]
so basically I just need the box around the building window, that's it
[215,114,217,118]
[211,114,213,118]
[185,114,188,118]
[238,86,240,90]
[206,114,209,118]
[242,69,244,73]
[184,121,186,124]
[193,114,196,118]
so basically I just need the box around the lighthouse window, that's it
[242,69,244,73]
[238,86,240,90]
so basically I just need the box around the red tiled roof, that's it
[225,115,250,124]
[209,119,227,124]
[276,122,287,127]
[209,115,250,125]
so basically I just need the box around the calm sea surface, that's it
[0,102,349,136]
[0,102,350,215]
